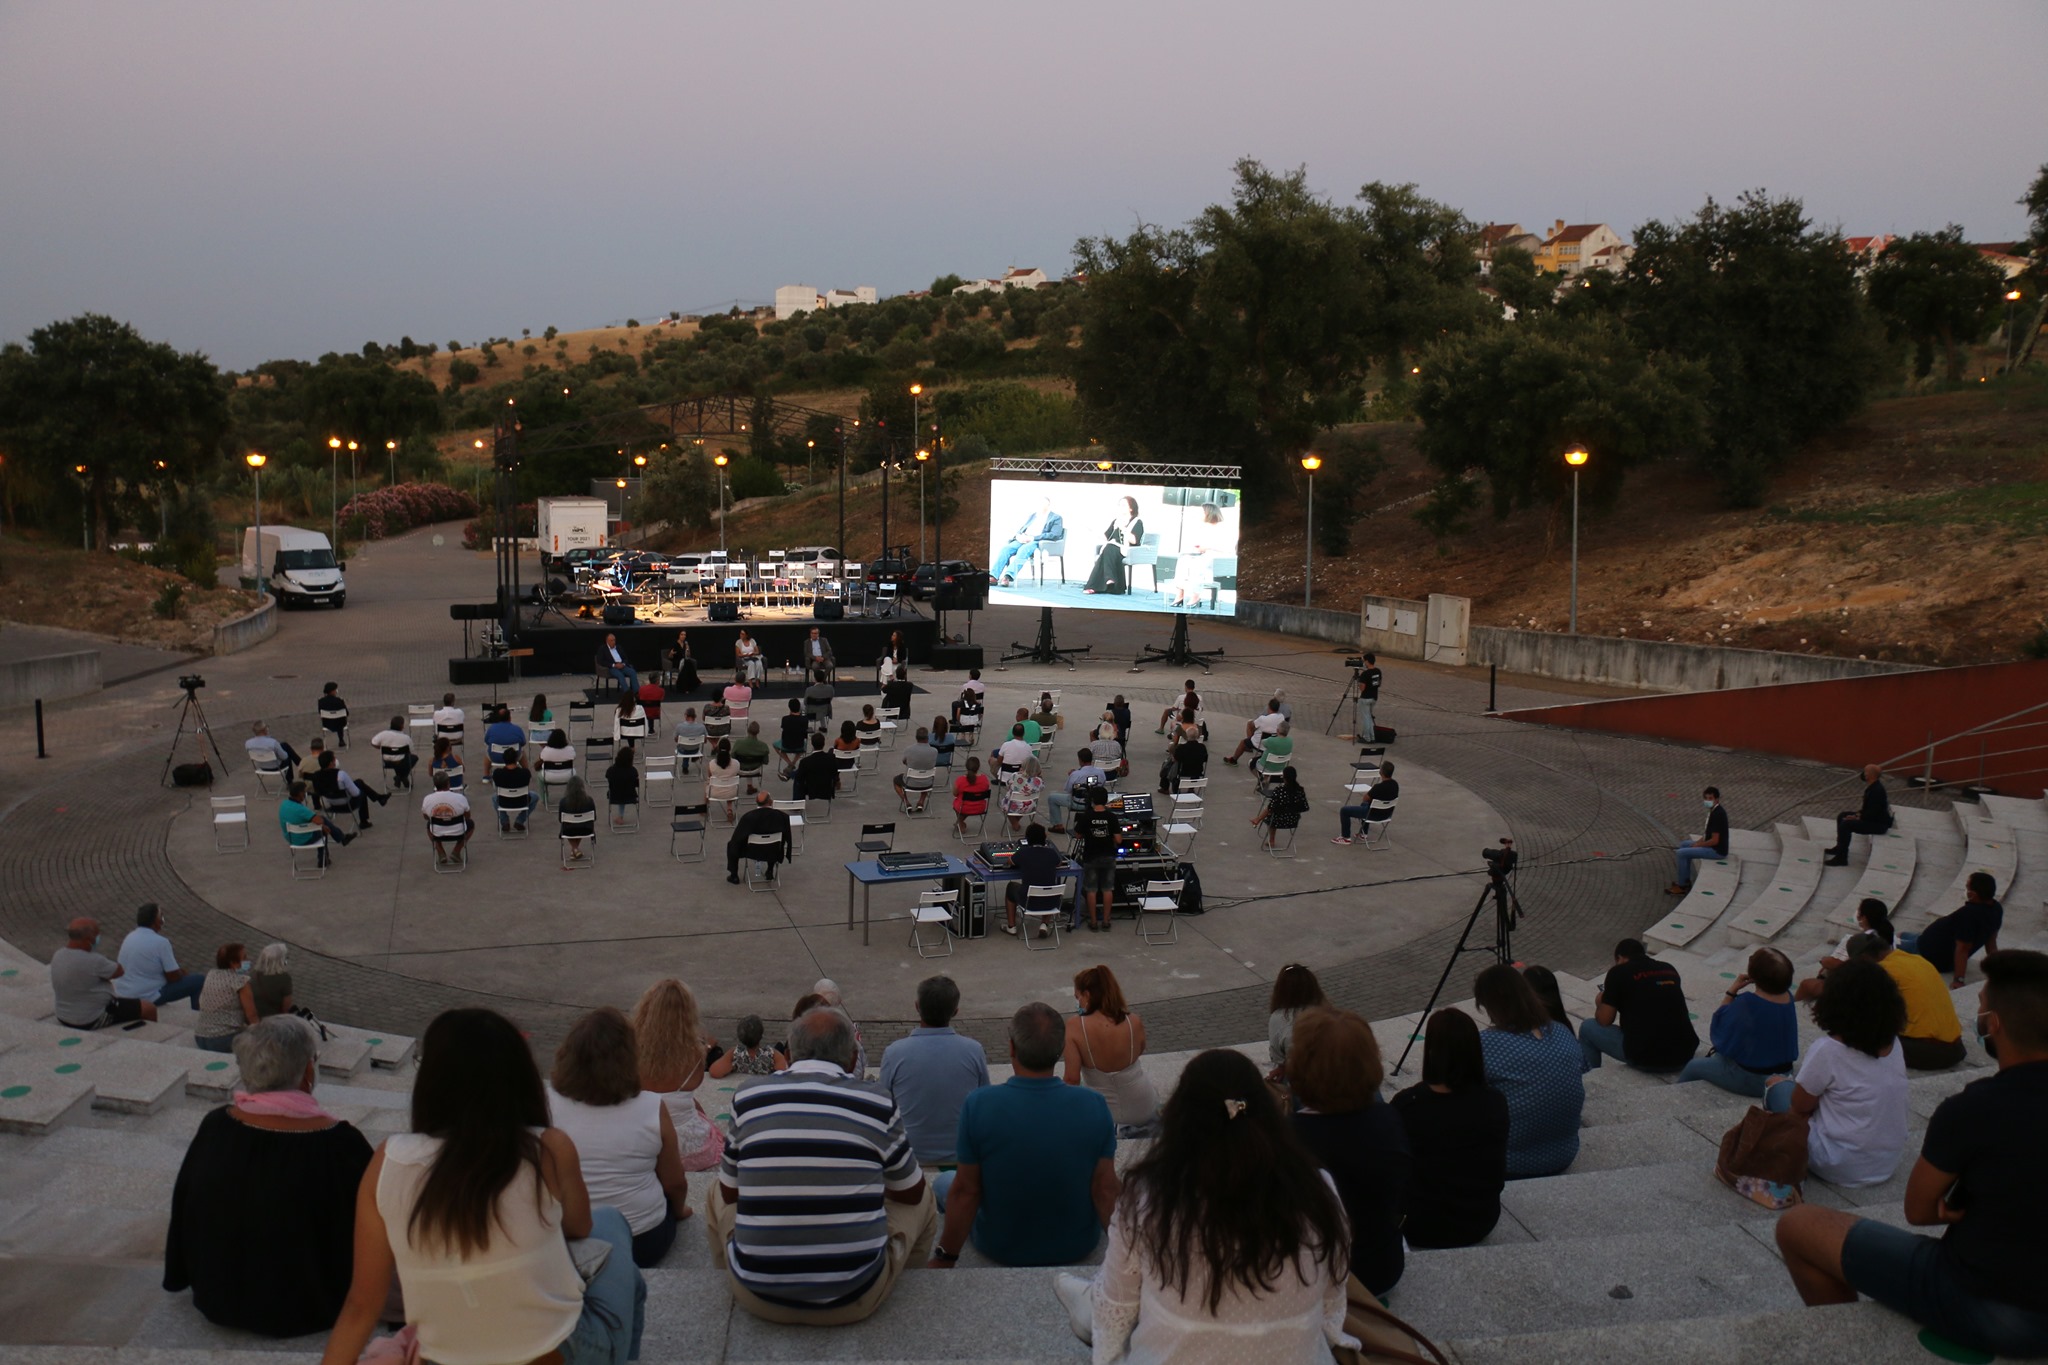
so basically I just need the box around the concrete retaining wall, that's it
[1467,626,1922,692]
[212,596,276,656]
[0,651,101,711]
[1232,600,1360,647]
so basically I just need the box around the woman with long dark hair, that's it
[1520,964,1576,1035]
[321,1008,645,1365]
[1052,1049,1355,1361]
[1266,964,1327,1077]
[1084,495,1144,595]
[1761,958,1909,1187]
[1391,1007,1510,1248]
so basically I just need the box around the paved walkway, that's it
[0,524,1912,1056]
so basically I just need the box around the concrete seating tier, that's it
[1719,825,1823,946]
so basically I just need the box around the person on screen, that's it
[991,497,1066,587]
[1083,496,1143,596]
[1164,503,1225,609]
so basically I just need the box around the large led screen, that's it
[985,479,1242,615]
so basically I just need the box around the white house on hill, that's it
[773,283,878,320]
[955,266,1050,296]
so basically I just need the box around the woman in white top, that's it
[732,631,762,685]
[320,1007,645,1365]
[1763,958,1910,1188]
[1164,502,1225,609]
[547,1007,693,1268]
[1063,965,1160,1134]
[629,978,725,1173]
[1053,1048,1355,1364]
[537,728,578,799]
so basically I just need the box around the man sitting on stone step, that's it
[878,975,990,1169]
[1775,949,2048,1359]
[1666,785,1730,894]
[1902,872,2004,992]
[51,916,156,1028]
[1579,938,1700,1073]
[1824,763,1893,866]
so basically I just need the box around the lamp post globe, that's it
[1564,447,1589,633]
[1299,454,1322,607]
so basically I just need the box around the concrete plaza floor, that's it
[0,522,1897,1054]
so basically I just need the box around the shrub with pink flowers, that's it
[462,502,538,551]
[338,483,479,542]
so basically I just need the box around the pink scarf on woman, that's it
[233,1088,334,1120]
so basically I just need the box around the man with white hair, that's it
[244,721,300,777]
[51,916,155,1028]
[707,1006,935,1324]
[811,979,868,1075]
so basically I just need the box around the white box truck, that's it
[241,525,346,609]
[537,496,611,569]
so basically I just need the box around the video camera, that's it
[1481,837,1517,879]
[178,674,206,696]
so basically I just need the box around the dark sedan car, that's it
[907,559,989,601]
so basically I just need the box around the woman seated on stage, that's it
[952,756,992,837]
[1083,495,1143,595]
[733,630,763,685]
[665,631,699,694]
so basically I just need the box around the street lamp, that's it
[327,437,341,545]
[73,463,90,549]
[347,440,359,524]
[915,447,930,561]
[245,453,267,589]
[385,439,398,486]
[473,438,485,504]
[2006,289,2025,371]
[153,459,170,545]
[714,452,730,557]
[1299,454,1322,608]
[1564,445,1589,633]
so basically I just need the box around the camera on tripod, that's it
[178,674,206,696]
[1481,836,1517,879]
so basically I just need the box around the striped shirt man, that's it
[718,1059,921,1308]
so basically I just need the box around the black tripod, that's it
[1132,613,1222,672]
[1391,857,1527,1077]
[160,681,229,787]
[1325,659,1366,736]
[1002,606,1087,669]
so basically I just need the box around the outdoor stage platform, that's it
[510,604,940,679]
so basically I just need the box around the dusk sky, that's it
[3,1,2041,371]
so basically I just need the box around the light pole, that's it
[154,459,170,545]
[1299,454,1322,608]
[73,464,89,549]
[386,439,398,486]
[914,447,930,562]
[246,453,267,589]
[327,436,341,545]
[632,452,647,526]
[1564,445,1589,633]
[347,440,359,525]
[908,385,922,562]
[714,452,730,557]
[2006,289,2024,371]
[473,439,485,505]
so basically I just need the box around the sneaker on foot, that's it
[1331,836,1352,845]
[725,873,741,884]
[1002,923,1019,936]
[1036,924,1050,938]
[1665,882,1689,895]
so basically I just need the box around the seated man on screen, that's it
[990,498,1065,587]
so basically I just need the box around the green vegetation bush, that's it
[152,580,184,619]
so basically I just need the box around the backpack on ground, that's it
[172,761,214,788]
[1175,863,1204,915]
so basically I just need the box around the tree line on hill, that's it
[0,163,2040,566]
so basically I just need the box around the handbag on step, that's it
[1713,1104,1810,1210]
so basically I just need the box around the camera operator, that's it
[1347,653,1382,744]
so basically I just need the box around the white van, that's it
[241,525,346,609]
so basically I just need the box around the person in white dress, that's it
[1053,1048,1356,1364]
[1164,503,1224,609]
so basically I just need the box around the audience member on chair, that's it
[419,772,473,865]
[368,715,417,790]
[1474,963,1584,1178]
[709,1006,935,1326]
[931,1001,1114,1270]
[311,749,389,830]
[1253,765,1310,849]
[1222,697,1286,765]
[1002,822,1065,937]
[1051,1048,1355,1361]
[490,748,532,833]
[725,791,791,884]
[792,731,841,803]
[1333,760,1397,844]
[1774,949,2048,1359]
[555,775,597,861]
[545,1007,694,1268]
[279,781,352,863]
[1579,937,1699,1073]
[1392,1008,1510,1248]
[166,1016,371,1338]
[952,756,991,837]
[879,975,991,1167]
[893,726,940,811]
[1048,747,1106,832]
[320,1007,646,1365]
[605,742,639,826]
[1676,947,1799,1096]
[245,721,300,777]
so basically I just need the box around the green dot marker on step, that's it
[1754,919,1768,925]
[367,1038,383,1045]
[205,1061,229,1071]
[1720,972,1736,979]
[0,1085,28,1099]
[54,1063,81,1075]
[0,968,17,977]
[1916,1329,1993,1363]
[58,1037,81,1047]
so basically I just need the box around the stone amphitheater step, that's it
[1817,825,1918,931]
[0,1067,95,1134]
[1646,847,1741,950]
[1979,793,2048,835]
[1391,1224,1805,1343]
[0,945,54,1022]
[1444,1299,2014,1365]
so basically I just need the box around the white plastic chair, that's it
[644,755,675,809]
[428,816,471,871]
[1137,878,1184,945]
[911,889,957,958]
[285,823,328,879]
[494,782,532,839]
[744,833,785,891]
[772,800,807,856]
[249,751,290,794]
[559,810,597,868]
[1021,884,1065,950]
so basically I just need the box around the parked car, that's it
[907,560,988,601]
[865,554,920,590]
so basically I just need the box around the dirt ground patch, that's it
[0,536,261,654]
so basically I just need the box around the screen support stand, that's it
[1132,613,1222,673]
[1001,606,1086,669]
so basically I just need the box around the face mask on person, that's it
[1975,1012,1998,1061]
[1702,799,1716,810]
[239,960,251,972]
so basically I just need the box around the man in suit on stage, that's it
[801,626,836,679]
[991,498,1065,587]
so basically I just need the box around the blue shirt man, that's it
[929,1002,1117,1269]
[1047,751,1108,830]
[483,711,527,763]
[878,976,990,1164]
[113,903,203,1008]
